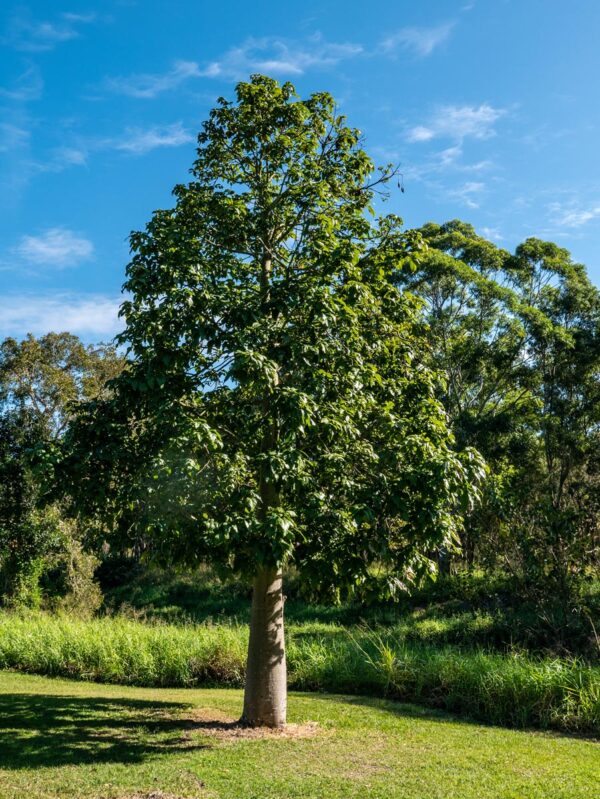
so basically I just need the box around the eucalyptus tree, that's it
[57,76,483,727]
[505,239,600,595]
[399,223,600,591]
[0,333,124,439]
[395,221,538,567]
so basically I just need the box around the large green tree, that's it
[58,76,483,726]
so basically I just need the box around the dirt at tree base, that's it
[183,707,321,740]
[109,793,195,799]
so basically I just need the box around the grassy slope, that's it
[0,671,598,799]
[0,613,600,737]
[102,567,600,659]
[1,613,599,734]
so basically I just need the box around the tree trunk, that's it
[240,248,287,726]
[241,567,287,727]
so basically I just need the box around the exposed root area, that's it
[110,793,191,799]
[186,708,321,740]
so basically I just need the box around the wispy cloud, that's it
[61,12,97,24]
[5,11,97,52]
[381,22,455,58]
[435,145,492,171]
[15,228,94,267]
[106,34,362,98]
[106,60,205,99]
[107,122,195,154]
[0,122,30,153]
[0,65,44,102]
[0,293,122,339]
[549,201,600,228]
[33,122,193,174]
[0,108,36,201]
[449,180,486,208]
[480,226,504,241]
[207,34,362,78]
[406,103,506,143]
[49,146,89,167]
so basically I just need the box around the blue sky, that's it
[2,0,600,341]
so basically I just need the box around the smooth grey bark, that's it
[239,247,288,727]
[241,567,287,727]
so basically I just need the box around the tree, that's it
[505,238,600,598]
[400,223,600,599]
[57,76,483,727]
[0,409,57,602]
[0,332,124,439]
[395,221,539,569]
[0,333,124,605]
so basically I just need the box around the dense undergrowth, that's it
[100,563,600,660]
[0,611,598,735]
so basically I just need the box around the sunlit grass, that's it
[0,670,598,799]
[0,611,598,734]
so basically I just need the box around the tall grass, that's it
[0,612,598,734]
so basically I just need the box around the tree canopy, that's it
[58,77,481,592]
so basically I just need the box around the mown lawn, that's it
[0,671,598,799]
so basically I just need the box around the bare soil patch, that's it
[110,793,192,799]
[185,708,321,741]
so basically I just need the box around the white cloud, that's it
[450,181,485,208]
[15,228,94,267]
[206,35,362,79]
[381,23,455,58]
[0,112,35,200]
[435,146,492,171]
[30,123,193,176]
[549,202,600,228]
[106,35,362,98]
[408,125,435,143]
[6,11,96,52]
[106,60,205,99]
[108,122,194,155]
[407,104,506,143]
[438,145,462,165]
[480,226,504,241]
[51,147,88,167]
[0,294,122,339]
[61,13,97,24]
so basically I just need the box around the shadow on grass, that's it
[0,693,210,770]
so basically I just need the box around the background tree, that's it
[0,409,56,603]
[0,332,123,439]
[394,221,538,569]
[505,239,600,603]
[56,76,483,727]
[401,222,600,613]
[0,333,123,606]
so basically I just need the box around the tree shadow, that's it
[0,692,211,770]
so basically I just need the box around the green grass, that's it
[0,670,598,799]
[100,565,600,659]
[1,612,599,735]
